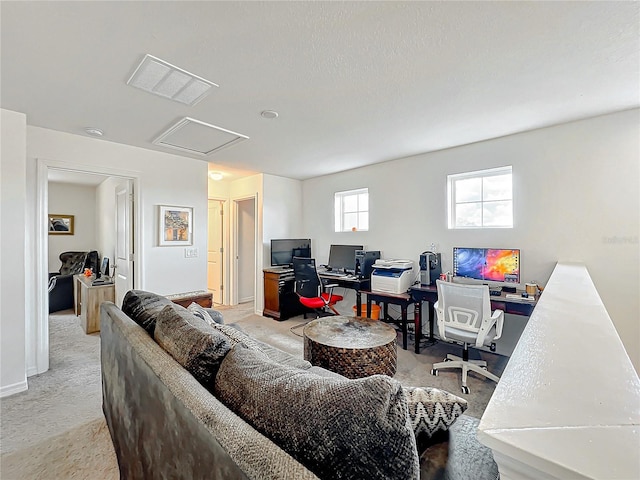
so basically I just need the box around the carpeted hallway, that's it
[0,302,507,479]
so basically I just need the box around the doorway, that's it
[35,160,139,376]
[207,199,225,305]
[234,197,256,305]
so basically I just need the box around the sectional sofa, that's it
[100,290,499,479]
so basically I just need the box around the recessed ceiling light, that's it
[84,127,104,137]
[127,54,218,106]
[208,171,224,181]
[260,110,279,119]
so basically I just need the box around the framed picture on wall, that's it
[159,205,193,246]
[48,214,75,235]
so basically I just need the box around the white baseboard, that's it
[0,379,28,398]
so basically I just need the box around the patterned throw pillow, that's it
[404,386,468,445]
[121,290,173,336]
[187,302,224,325]
[215,344,420,480]
[154,304,232,389]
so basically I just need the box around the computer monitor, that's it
[270,239,311,267]
[452,247,520,284]
[98,257,109,278]
[327,244,364,273]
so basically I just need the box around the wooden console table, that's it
[74,275,115,334]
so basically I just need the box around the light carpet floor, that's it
[0,302,506,479]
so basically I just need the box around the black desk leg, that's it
[401,305,408,350]
[428,301,435,341]
[414,301,422,354]
[356,291,362,316]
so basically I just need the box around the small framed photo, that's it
[48,214,75,235]
[159,205,193,246]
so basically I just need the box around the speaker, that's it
[419,252,442,286]
[355,250,381,279]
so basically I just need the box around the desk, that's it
[317,272,370,316]
[360,290,417,352]
[409,284,538,353]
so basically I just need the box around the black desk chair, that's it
[292,257,344,317]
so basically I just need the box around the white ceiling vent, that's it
[127,54,218,106]
[153,117,249,156]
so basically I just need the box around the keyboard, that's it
[505,293,536,302]
[320,271,344,277]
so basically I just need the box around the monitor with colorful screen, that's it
[452,247,520,284]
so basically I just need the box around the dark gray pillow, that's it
[215,344,419,480]
[121,290,173,336]
[154,304,232,389]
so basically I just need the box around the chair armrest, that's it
[434,300,448,340]
[476,309,504,347]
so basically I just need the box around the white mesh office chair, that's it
[431,280,504,394]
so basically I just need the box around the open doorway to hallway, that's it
[207,199,225,305]
[234,197,256,308]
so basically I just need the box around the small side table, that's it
[303,316,397,379]
[74,275,115,334]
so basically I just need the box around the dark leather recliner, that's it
[49,251,99,313]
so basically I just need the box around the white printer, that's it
[371,259,415,294]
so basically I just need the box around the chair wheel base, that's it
[431,369,438,376]
[461,385,470,394]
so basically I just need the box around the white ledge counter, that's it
[478,263,640,480]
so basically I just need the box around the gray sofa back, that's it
[100,301,319,480]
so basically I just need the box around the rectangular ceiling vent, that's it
[153,117,249,156]
[127,54,218,106]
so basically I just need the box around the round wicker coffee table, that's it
[303,316,397,379]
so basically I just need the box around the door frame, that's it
[34,158,140,375]
[230,194,258,307]
[207,196,228,305]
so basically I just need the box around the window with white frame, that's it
[335,188,369,232]
[448,166,513,228]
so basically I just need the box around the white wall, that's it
[28,126,209,296]
[0,109,28,397]
[9,125,210,384]
[262,173,304,264]
[302,109,640,370]
[48,182,98,272]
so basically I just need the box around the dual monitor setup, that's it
[270,238,521,286]
[270,239,363,275]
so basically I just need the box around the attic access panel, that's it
[153,117,249,156]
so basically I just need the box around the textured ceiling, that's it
[1,1,638,181]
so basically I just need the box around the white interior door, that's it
[207,199,224,305]
[114,181,134,306]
